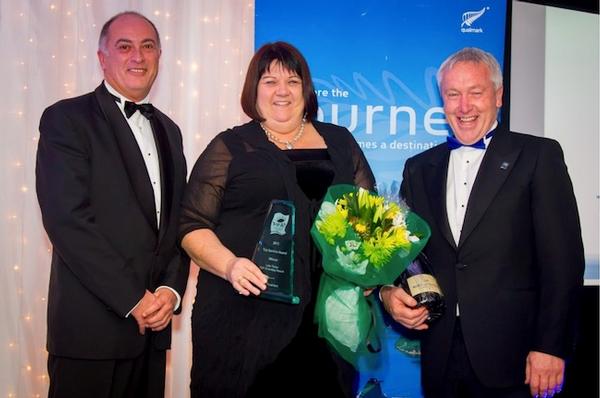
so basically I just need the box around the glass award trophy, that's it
[252,200,300,304]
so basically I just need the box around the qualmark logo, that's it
[461,7,490,33]
[270,212,290,236]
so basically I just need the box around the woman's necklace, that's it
[260,116,306,150]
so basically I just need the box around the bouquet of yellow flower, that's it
[311,184,430,366]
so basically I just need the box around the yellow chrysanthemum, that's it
[390,226,410,247]
[335,199,349,218]
[383,203,400,221]
[316,211,348,244]
[358,188,383,209]
[354,223,367,234]
[362,239,393,268]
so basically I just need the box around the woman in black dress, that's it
[180,41,375,397]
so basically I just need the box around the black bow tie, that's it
[124,101,154,120]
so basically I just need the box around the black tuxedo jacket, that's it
[400,124,584,390]
[36,84,189,360]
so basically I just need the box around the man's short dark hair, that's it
[98,11,161,53]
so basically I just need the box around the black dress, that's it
[180,120,375,397]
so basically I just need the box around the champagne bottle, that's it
[398,253,445,323]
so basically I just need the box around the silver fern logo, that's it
[461,7,490,33]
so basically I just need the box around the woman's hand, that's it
[225,257,269,296]
[182,230,270,296]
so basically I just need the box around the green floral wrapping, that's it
[311,184,430,367]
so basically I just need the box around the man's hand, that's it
[131,290,156,335]
[142,288,177,332]
[525,351,564,397]
[380,286,429,330]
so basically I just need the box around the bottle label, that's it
[407,274,441,296]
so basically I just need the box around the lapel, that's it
[151,113,175,244]
[458,125,522,247]
[150,108,178,244]
[423,148,456,250]
[94,84,158,233]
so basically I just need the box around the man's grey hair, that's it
[436,47,503,90]
[98,11,161,53]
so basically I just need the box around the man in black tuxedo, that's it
[36,11,189,398]
[381,48,584,398]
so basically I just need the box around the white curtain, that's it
[0,1,254,396]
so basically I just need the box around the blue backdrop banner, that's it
[256,1,508,396]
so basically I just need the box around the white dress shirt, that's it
[446,121,497,245]
[104,82,162,228]
[104,82,181,314]
[446,121,497,315]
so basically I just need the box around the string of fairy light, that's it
[4,2,253,397]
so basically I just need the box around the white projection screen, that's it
[511,2,599,284]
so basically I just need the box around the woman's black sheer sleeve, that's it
[179,134,232,241]
[350,135,376,190]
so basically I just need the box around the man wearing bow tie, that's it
[381,48,584,398]
[36,11,188,398]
